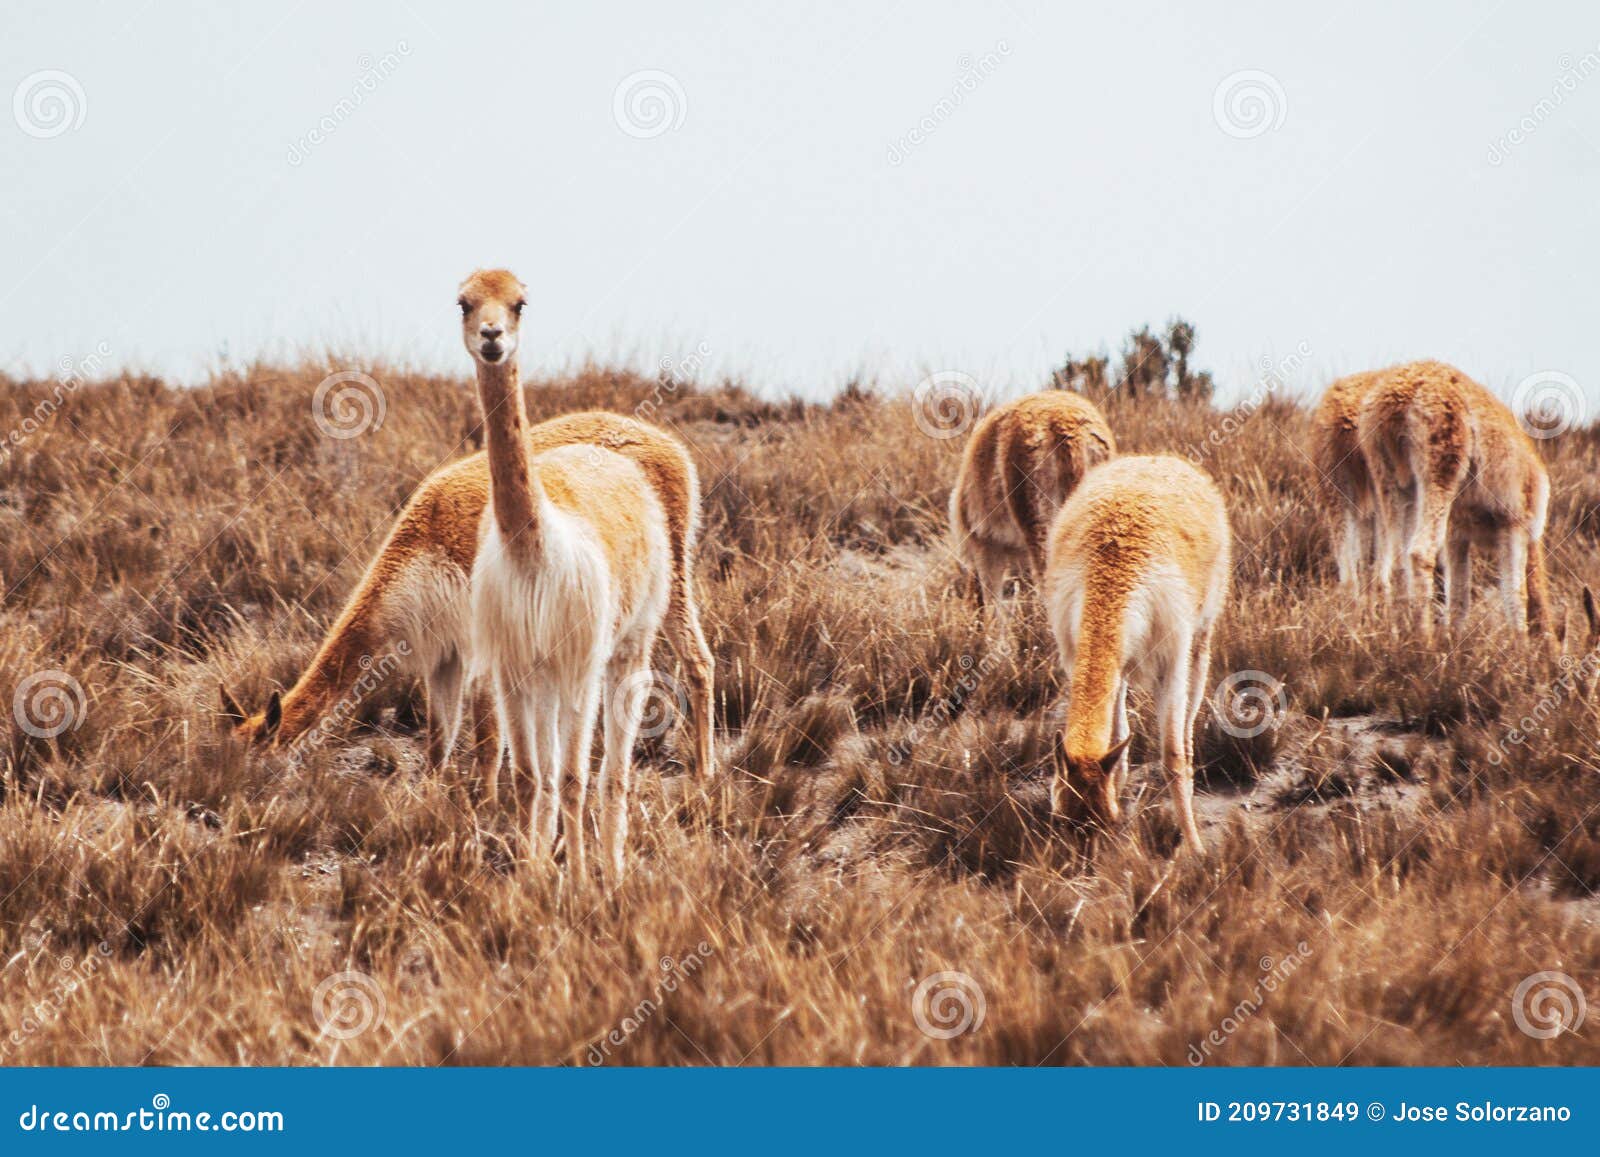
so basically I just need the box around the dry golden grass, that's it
[0,361,1597,1065]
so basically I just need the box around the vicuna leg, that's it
[471,687,501,804]
[972,543,1012,621]
[532,692,562,859]
[1580,589,1600,698]
[1335,507,1364,589]
[1182,628,1216,847]
[1499,527,1529,632]
[557,676,601,881]
[1367,469,1403,603]
[1110,678,1131,796]
[496,678,545,858]
[1160,632,1204,854]
[597,641,652,878]
[424,654,465,772]
[1002,449,1052,581]
[1184,627,1214,764]
[963,563,985,611]
[1408,482,1454,634]
[666,577,717,779]
[1526,535,1551,643]
[1444,528,1472,626]
[1394,480,1423,601]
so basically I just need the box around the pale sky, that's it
[3,1,1598,407]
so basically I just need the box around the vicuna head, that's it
[218,683,282,748]
[457,268,526,367]
[1051,731,1129,828]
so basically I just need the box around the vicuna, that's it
[1043,455,1231,853]
[1357,360,1549,637]
[949,391,1115,628]
[221,296,715,803]
[457,269,675,876]
[1310,369,1388,587]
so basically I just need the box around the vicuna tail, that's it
[1006,429,1101,573]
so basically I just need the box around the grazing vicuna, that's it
[1042,455,1231,853]
[1447,373,1552,636]
[1356,360,1549,636]
[949,391,1115,623]
[221,343,716,796]
[1309,369,1387,587]
[461,269,672,876]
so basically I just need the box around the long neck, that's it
[275,595,379,744]
[1064,577,1127,758]
[475,358,540,548]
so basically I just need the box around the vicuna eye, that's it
[512,301,525,317]
[458,298,470,316]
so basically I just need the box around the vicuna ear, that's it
[218,683,245,726]
[1099,735,1133,775]
[263,690,283,738]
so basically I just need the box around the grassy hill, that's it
[0,359,1596,1064]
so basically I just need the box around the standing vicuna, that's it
[1357,359,1550,637]
[221,287,716,797]
[949,391,1115,628]
[461,269,672,876]
[1043,455,1231,854]
[1310,369,1388,587]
